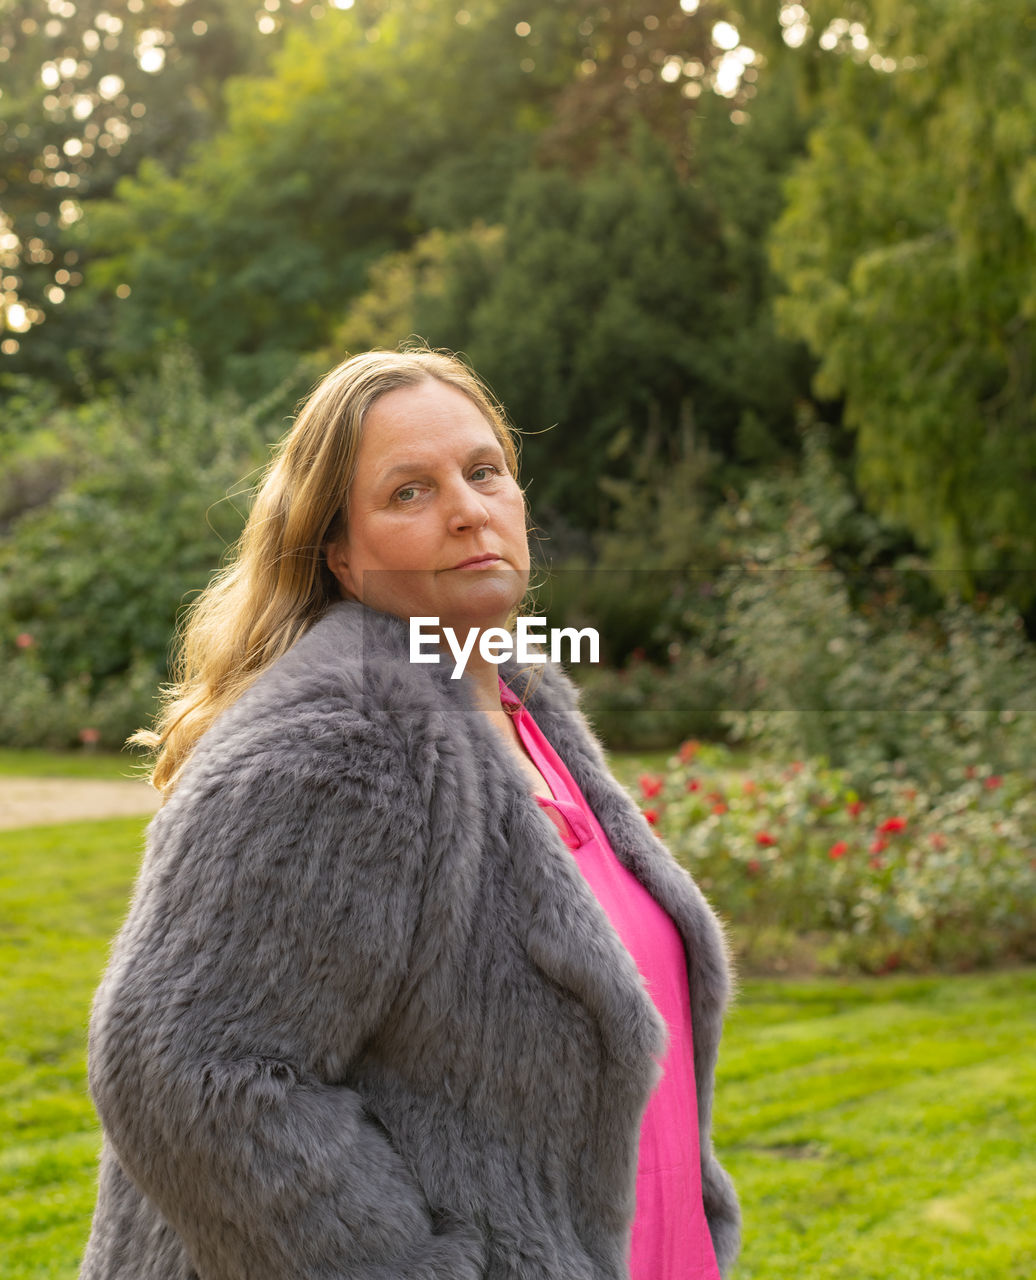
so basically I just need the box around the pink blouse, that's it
[501,680,721,1280]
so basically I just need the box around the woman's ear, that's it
[325,539,358,600]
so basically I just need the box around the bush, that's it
[712,425,1036,786]
[0,642,158,752]
[0,348,284,695]
[636,743,1036,974]
[719,568,1036,784]
[0,348,303,750]
[576,649,734,751]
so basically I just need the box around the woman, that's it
[81,348,740,1280]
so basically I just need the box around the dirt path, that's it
[0,777,161,831]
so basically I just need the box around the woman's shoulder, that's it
[166,603,466,818]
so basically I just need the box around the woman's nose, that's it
[446,481,490,533]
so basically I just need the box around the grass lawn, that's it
[0,744,718,788]
[0,749,145,782]
[720,973,1035,1278]
[4,746,671,787]
[1,816,1032,1278]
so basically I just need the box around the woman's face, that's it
[326,379,530,632]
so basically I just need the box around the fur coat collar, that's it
[82,601,740,1280]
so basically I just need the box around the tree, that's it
[50,1,569,387]
[25,0,770,392]
[767,0,1036,611]
[322,66,812,530]
[0,0,301,388]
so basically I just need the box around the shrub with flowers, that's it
[0,636,158,752]
[637,741,1035,973]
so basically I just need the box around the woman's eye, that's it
[395,486,418,503]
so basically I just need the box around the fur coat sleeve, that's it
[81,602,740,1280]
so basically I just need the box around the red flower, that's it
[847,800,865,818]
[965,765,978,778]
[984,775,1003,790]
[678,740,700,763]
[643,808,659,826]
[878,816,907,834]
[639,773,664,799]
[686,779,701,793]
[711,803,727,816]
[742,778,757,795]
[746,859,762,876]
[15,632,35,649]
[78,727,101,746]
[828,841,849,860]
[869,837,889,855]
[755,831,776,847]
[705,790,724,805]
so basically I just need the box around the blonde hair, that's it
[133,348,522,794]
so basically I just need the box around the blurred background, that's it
[1,0,1034,758]
[0,6,1034,1275]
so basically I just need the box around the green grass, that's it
[607,748,674,789]
[1,817,1033,1278]
[0,818,146,1275]
[0,744,734,786]
[0,749,146,781]
[718,972,1036,1278]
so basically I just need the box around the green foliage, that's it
[639,745,1035,973]
[714,426,1036,785]
[3,0,1034,761]
[326,118,809,528]
[0,349,282,743]
[0,0,298,389]
[769,0,1036,610]
[542,418,750,747]
[577,649,733,751]
[66,2,562,384]
[329,223,506,357]
[459,121,805,523]
[37,0,807,433]
[557,418,1035,775]
[332,90,810,529]
[0,376,71,527]
[553,413,727,633]
[0,650,159,752]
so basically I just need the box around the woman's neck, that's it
[461,652,510,723]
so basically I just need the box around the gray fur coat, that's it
[81,602,740,1279]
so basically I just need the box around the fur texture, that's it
[81,602,741,1279]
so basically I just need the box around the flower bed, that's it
[639,742,1036,974]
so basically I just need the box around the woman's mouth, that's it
[450,555,503,570]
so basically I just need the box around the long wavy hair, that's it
[133,348,522,794]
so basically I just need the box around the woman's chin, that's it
[351,568,529,637]
[434,570,527,631]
